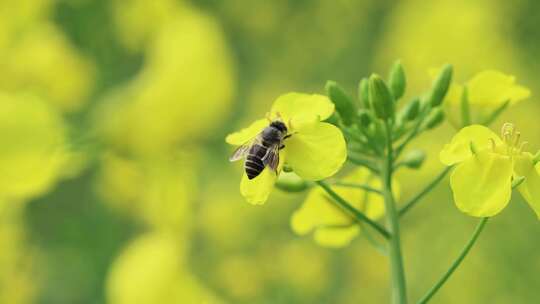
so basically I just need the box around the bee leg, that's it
[279,144,285,149]
[283,134,292,139]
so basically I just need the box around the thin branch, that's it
[316,181,390,239]
[332,182,382,195]
[399,166,452,217]
[416,218,488,304]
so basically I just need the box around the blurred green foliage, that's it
[1,0,540,303]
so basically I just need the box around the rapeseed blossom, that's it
[442,70,530,127]
[226,93,346,204]
[441,123,540,218]
[291,168,394,247]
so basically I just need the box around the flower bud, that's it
[424,107,445,129]
[428,64,453,107]
[400,149,426,169]
[368,74,395,120]
[355,109,372,128]
[326,81,356,125]
[275,172,309,192]
[400,97,420,121]
[388,60,406,100]
[358,78,370,109]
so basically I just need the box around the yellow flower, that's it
[96,152,197,232]
[442,70,530,127]
[0,92,69,200]
[440,123,540,218]
[226,93,347,205]
[97,4,235,156]
[107,233,223,304]
[290,168,388,248]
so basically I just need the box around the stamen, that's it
[501,122,515,144]
[514,132,521,147]
[518,141,528,153]
[489,138,496,151]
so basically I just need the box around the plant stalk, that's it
[383,122,408,304]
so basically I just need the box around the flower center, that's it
[500,122,527,156]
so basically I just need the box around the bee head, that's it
[270,120,288,133]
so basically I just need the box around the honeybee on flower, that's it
[226,93,347,204]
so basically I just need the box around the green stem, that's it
[333,182,383,195]
[316,181,390,239]
[398,167,452,217]
[417,218,488,304]
[383,122,408,304]
[347,154,380,173]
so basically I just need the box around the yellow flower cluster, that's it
[98,1,236,303]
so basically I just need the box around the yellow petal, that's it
[313,226,360,248]
[513,153,540,219]
[239,150,285,205]
[285,122,346,181]
[291,188,353,236]
[240,169,276,205]
[450,151,512,217]
[468,70,531,106]
[0,93,69,200]
[270,93,334,124]
[440,125,503,166]
[225,119,268,146]
[290,168,388,248]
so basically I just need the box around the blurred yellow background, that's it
[1,0,539,303]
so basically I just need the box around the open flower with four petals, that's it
[226,93,347,204]
[440,123,540,218]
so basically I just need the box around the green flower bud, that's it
[325,81,356,125]
[368,74,395,120]
[355,109,372,128]
[358,78,370,109]
[400,97,420,121]
[424,107,445,129]
[275,172,309,192]
[400,149,426,169]
[428,64,453,107]
[388,60,406,100]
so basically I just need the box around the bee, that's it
[229,119,291,179]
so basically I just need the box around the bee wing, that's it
[229,136,262,162]
[262,144,280,173]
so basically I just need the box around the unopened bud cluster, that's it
[324,60,453,170]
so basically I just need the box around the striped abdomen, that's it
[245,143,269,179]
